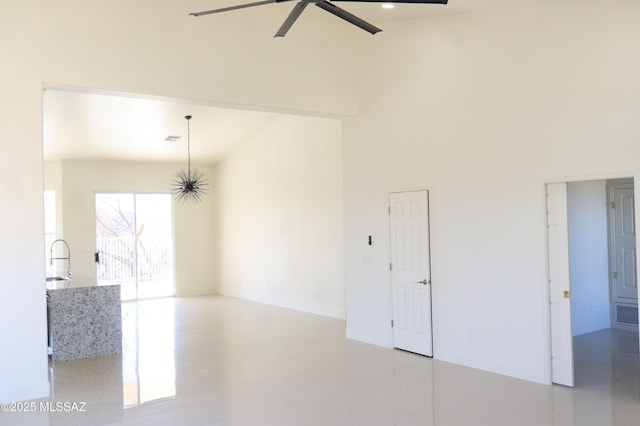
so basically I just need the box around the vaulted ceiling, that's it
[43,0,586,165]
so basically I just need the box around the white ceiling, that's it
[43,90,288,164]
[44,0,581,165]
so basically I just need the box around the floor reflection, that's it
[48,354,124,425]
[121,298,176,408]
[7,297,640,426]
[573,328,640,425]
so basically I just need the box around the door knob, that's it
[417,279,429,285]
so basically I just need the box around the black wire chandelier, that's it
[171,115,208,203]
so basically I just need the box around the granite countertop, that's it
[46,280,121,291]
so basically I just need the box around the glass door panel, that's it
[96,193,136,299]
[96,193,174,300]
[135,194,174,299]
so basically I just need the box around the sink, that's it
[46,277,71,282]
[46,276,73,290]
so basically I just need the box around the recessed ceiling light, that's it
[382,3,395,9]
[165,135,181,142]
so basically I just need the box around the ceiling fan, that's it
[190,0,448,38]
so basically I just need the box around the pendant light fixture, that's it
[171,115,208,203]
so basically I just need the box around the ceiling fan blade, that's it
[190,0,280,17]
[190,0,446,37]
[274,1,310,37]
[330,0,447,3]
[315,0,382,35]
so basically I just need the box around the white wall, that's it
[0,84,49,402]
[343,1,640,384]
[567,181,611,336]
[43,160,217,296]
[214,115,344,318]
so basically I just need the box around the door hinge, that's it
[391,319,394,327]
[611,201,616,209]
[388,206,391,214]
[389,263,393,271]
[613,271,618,279]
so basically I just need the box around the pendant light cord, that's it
[186,115,192,175]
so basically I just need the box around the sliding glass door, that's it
[96,193,174,300]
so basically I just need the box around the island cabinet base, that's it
[46,285,122,362]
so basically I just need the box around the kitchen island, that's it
[46,282,122,362]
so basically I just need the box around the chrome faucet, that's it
[49,239,72,283]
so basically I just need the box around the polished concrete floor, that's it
[4,296,640,425]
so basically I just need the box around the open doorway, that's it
[547,177,639,387]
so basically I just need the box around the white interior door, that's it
[610,185,637,301]
[389,190,433,356]
[546,182,574,387]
